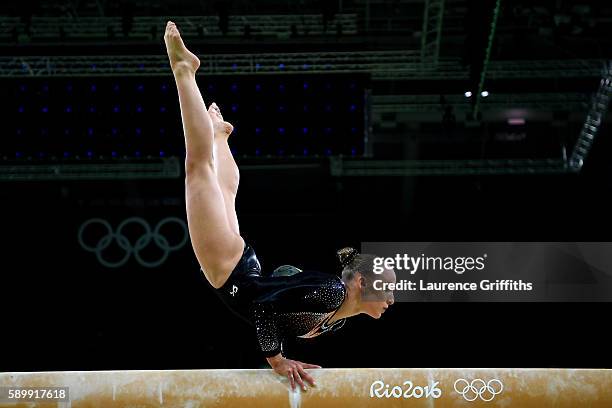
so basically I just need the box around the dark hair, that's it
[337,247,377,281]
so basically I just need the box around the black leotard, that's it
[203,244,347,357]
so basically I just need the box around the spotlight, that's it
[481,91,489,97]
[464,91,472,98]
[508,118,525,125]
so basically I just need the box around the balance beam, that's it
[1,368,611,407]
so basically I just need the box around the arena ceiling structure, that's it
[0,0,610,177]
[4,0,612,383]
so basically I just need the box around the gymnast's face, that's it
[360,268,396,319]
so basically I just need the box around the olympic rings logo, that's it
[453,378,503,402]
[78,217,188,268]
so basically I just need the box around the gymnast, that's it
[164,21,396,391]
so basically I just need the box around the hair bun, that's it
[337,247,358,268]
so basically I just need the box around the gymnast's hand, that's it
[267,354,321,391]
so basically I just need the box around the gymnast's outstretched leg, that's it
[209,104,240,235]
[164,21,243,288]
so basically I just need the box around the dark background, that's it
[1,0,612,371]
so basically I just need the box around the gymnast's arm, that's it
[266,352,320,391]
[252,300,321,390]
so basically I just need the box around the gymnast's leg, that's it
[209,103,240,235]
[164,21,243,288]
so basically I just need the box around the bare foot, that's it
[164,21,200,74]
[208,102,234,137]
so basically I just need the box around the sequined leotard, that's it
[204,244,347,357]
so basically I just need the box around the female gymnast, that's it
[164,21,396,391]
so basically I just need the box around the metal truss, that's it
[473,0,502,119]
[374,59,605,80]
[487,59,604,79]
[420,0,445,63]
[569,61,612,170]
[0,51,423,77]
[372,93,590,114]
[329,158,575,176]
[0,157,181,181]
[0,155,578,179]
[0,53,605,80]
